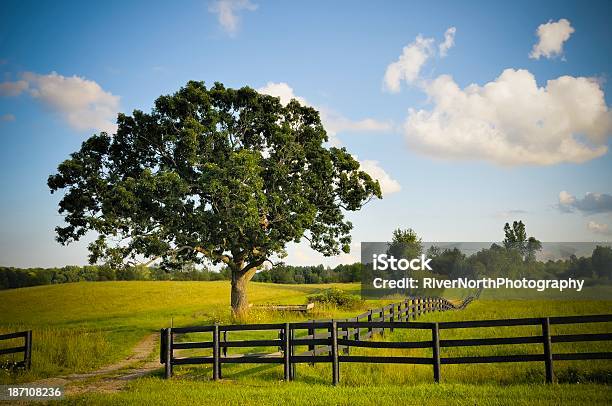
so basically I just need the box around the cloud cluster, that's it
[403,69,611,165]
[257,81,392,143]
[0,80,28,96]
[530,18,575,60]
[438,27,457,57]
[383,27,455,92]
[208,0,257,36]
[558,191,612,214]
[495,209,528,218]
[0,72,119,133]
[587,221,611,236]
[357,160,402,195]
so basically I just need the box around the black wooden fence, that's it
[0,330,32,370]
[161,310,612,384]
[161,294,472,379]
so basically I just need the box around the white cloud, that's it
[587,221,611,236]
[257,82,391,145]
[257,82,308,106]
[319,111,392,135]
[0,113,15,122]
[559,191,576,206]
[282,241,360,267]
[438,27,456,57]
[495,209,527,218]
[0,80,28,96]
[383,27,456,93]
[0,72,119,133]
[358,159,401,195]
[383,35,435,92]
[530,18,575,60]
[208,0,257,36]
[558,191,612,214]
[403,69,611,165]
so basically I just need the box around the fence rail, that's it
[161,293,474,380]
[161,307,612,384]
[0,330,32,370]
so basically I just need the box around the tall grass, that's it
[0,327,111,384]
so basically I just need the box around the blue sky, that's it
[0,0,611,267]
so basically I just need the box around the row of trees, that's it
[425,244,612,280]
[3,221,610,290]
[252,263,363,284]
[0,264,230,290]
[0,262,367,290]
[379,223,611,281]
[3,243,610,290]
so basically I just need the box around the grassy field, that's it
[0,281,369,383]
[65,380,612,406]
[0,281,611,404]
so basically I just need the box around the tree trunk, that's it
[230,268,256,316]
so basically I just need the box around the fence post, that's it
[367,310,373,337]
[432,322,441,383]
[390,304,395,332]
[24,330,32,370]
[343,321,350,355]
[283,323,291,381]
[309,320,316,366]
[308,320,315,354]
[542,317,554,383]
[213,324,220,381]
[290,326,296,380]
[407,299,411,320]
[164,327,173,379]
[331,320,339,385]
[160,329,166,365]
[219,329,227,379]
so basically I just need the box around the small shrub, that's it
[307,288,362,309]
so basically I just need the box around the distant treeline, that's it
[0,262,363,290]
[1,245,611,290]
[427,244,612,281]
[252,263,363,284]
[0,265,230,290]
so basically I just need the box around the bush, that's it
[307,288,362,309]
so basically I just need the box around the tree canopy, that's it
[48,81,381,313]
[503,220,542,262]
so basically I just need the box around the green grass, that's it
[0,281,371,383]
[63,379,612,405]
[1,281,611,404]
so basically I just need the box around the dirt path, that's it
[31,333,161,395]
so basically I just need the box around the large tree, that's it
[48,81,381,314]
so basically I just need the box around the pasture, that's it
[0,281,610,404]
